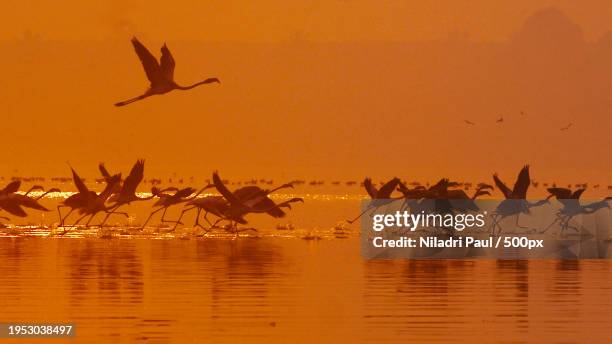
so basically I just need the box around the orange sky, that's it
[1,2,611,183]
[3,0,612,43]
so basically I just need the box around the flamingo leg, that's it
[541,214,561,233]
[141,207,164,230]
[100,209,129,227]
[72,214,88,227]
[114,93,149,107]
[57,206,73,227]
[85,214,98,227]
[173,206,195,231]
[346,205,379,224]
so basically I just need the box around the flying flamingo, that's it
[212,171,304,232]
[347,177,401,223]
[115,37,220,106]
[543,188,611,233]
[174,181,300,231]
[174,195,233,231]
[57,167,124,229]
[0,181,59,220]
[140,185,213,229]
[99,160,154,226]
[490,165,549,235]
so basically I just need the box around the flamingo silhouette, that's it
[490,165,549,234]
[212,171,303,232]
[115,37,220,106]
[99,160,154,226]
[57,167,124,229]
[347,177,401,223]
[0,181,59,220]
[543,187,611,233]
[140,185,212,229]
[174,195,232,231]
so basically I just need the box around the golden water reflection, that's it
[1,238,611,343]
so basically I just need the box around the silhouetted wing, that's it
[160,44,175,81]
[547,187,572,199]
[1,180,21,194]
[363,178,378,198]
[13,195,49,211]
[378,178,400,198]
[0,202,27,217]
[493,174,511,199]
[98,163,111,179]
[447,189,469,199]
[570,188,585,199]
[213,171,238,203]
[71,168,89,194]
[122,159,145,196]
[131,37,161,85]
[175,187,196,199]
[512,165,530,198]
[234,186,264,201]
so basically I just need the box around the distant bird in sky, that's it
[464,120,475,125]
[560,123,573,131]
[115,37,220,106]
[520,110,525,116]
[496,117,504,123]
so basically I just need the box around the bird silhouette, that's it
[464,120,475,125]
[140,185,212,229]
[0,181,58,220]
[57,167,123,230]
[115,37,220,106]
[347,177,401,223]
[560,123,573,131]
[543,187,611,233]
[99,160,153,226]
[212,171,303,232]
[490,165,548,234]
[496,117,504,123]
[174,195,232,231]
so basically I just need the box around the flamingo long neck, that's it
[177,80,212,90]
[267,184,292,195]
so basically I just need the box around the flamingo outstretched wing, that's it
[378,178,400,198]
[363,178,378,199]
[493,174,511,199]
[122,159,145,197]
[0,202,27,217]
[70,168,90,195]
[547,187,572,199]
[98,163,111,179]
[131,37,161,85]
[213,172,239,203]
[1,180,21,195]
[160,44,176,81]
[513,165,530,198]
[572,188,586,199]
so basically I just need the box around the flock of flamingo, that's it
[0,38,609,236]
[0,160,304,234]
[351,165,611,235]
[0,162,609,236]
